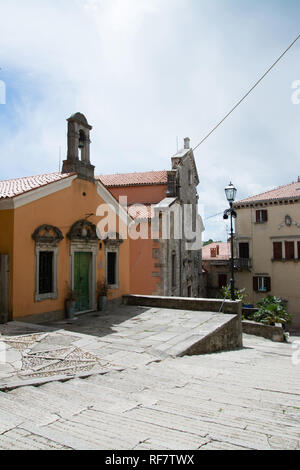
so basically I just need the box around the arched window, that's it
[78,130,86,161]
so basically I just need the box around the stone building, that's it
[98,138,205,297]
[234,180,300,331]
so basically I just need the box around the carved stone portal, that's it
[32,225,64,245]
[67,220,99,242]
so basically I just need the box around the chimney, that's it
[184,137,190,150]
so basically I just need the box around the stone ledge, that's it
[242,320,285,342]
[123,294,242,315]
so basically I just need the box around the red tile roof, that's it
[236,181,300,204]
[0,172,75,199]
[97,171,168,188]
[127,204,155,220]
[202,242,231,260]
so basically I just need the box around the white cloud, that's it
[0,0,300,239]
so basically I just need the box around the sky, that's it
[0,0,300,240]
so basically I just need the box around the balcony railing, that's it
[234,258,252,270]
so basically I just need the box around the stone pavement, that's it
[0,306,237,389]
[0,307,299,450]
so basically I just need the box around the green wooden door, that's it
[74,252,91,312]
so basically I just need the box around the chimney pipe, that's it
[184,137,190,150]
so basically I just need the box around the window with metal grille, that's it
[39,251,53,294]
[107,252,117,286]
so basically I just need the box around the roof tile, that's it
[97,171,168,187]
[202,242,231,260]
[0,172,75,199]
[236,181,300,204]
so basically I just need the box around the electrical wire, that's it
[192,33,300,153]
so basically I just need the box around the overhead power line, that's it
[193,32,300,153]
[204,211,224,221]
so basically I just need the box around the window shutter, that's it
[266,277,271,292]
[253,276,258,292]
[256,211,260,223]
[285,241,295,260]
[263,210,268,222]
[298,241,300,259]
[273,242,282,260]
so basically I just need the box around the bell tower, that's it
[62,112,95,181]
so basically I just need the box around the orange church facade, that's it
[0,113,131,322]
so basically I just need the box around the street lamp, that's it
[223,182,237,300]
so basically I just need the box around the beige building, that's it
[234,180,300,331]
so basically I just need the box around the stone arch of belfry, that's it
[62,112,95,181]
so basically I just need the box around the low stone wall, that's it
[123,295,243,352]
[182,315,243,355]
[123,295,242,316]
[242,320,284,342]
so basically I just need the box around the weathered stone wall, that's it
[182,315,243,355]
[242,320,284,342]
[155,148,203,298]
[123,294,242,316]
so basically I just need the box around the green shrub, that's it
[220,284,246,301]
[252,296,291,326]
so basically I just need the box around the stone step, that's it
[58,377,140,413]
[8,385,88,420]
[0,427,70,450]
[49,378,141,414]
[0,390,56,427]
[0,408,23,434]
[46,409,206,450]
[123,406,271,450]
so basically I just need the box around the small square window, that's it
[256,210,268,223]
[258,277,267,292]
[253,276,271,293]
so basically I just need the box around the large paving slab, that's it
[0,305,240,389]
[0,334,299,450]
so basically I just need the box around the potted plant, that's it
[65,286,78,319]
[252,295,292,326]
[97,280,108,311]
